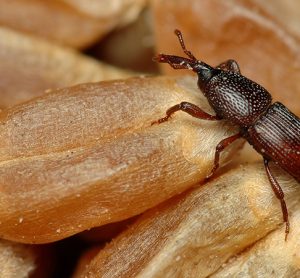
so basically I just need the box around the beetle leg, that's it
[263,158,290,241]
[216,59,241,74]
[151,101,219,125]
[206,133,242,179]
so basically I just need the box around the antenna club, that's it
[174,29,181,36]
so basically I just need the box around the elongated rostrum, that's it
[153,29,300,240]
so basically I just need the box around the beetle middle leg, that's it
[151,101,219,125]
[206,133,242,179]
[264,158,290,241]
[216,59,241,74]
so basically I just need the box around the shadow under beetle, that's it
[152,29,300,240]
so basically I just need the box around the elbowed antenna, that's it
[174,29,197,61]
[153,29,214,74]
[153,53,212,72]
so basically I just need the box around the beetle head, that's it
[153,29,216,90]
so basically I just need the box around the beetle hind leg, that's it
[264,158,290,241]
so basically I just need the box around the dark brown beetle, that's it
[153,29,300,240]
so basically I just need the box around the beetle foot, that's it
[151,116,171,126]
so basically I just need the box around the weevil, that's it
[152,29,300,240]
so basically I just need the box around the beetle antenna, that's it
[174,29,197,61]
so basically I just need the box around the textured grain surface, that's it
[212,208,300,278]
[0,76,241,243]
[81,163,300,277]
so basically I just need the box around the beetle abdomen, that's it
[246,102,300,181]
[204,72,272,127]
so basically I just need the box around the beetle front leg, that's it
[216,59,241,74]
[151,101,219,125]
[264,158,290,241]
[206,133,242,179]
